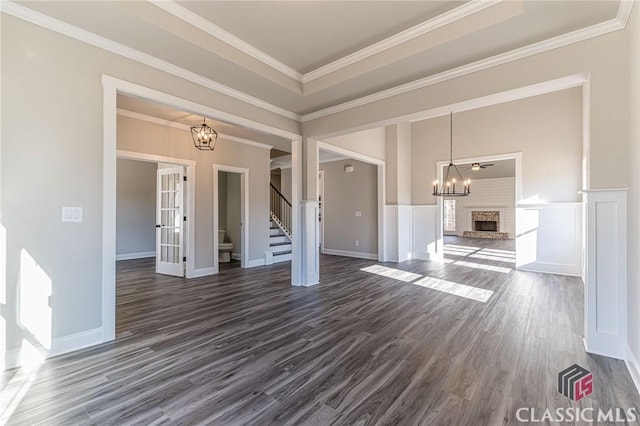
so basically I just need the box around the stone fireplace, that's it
[463,210,509,239]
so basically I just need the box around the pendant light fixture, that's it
[432,112,470,197]
[190,117,218,151]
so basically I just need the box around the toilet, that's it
[218,230,234,263]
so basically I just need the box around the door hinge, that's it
[183,176,187,182]
[183,216,187,222]
[183,256,186,262]
[155,224,161,228]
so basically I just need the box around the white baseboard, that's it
[246,259,266,268]
[115,251,155,261]
[517,261,581,277]
[231,253,241,261]
[411,251,441,261]
[323,248,378,260]
[190,267,215,278]
[4,327,103,371]
[626,346,640,397]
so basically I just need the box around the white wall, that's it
[116,159,157,258]
[454,177,516,239]
[117,116,271,270]
[321,159,378,257]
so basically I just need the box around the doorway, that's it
[116,152,194,279]
[213,165,249,274]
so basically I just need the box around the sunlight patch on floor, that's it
[413,276,494,303]
[454,260,512,274]
[360,265,422,282]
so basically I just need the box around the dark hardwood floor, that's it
[3,238,639,425]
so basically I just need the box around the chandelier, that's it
[190,117,218,151]
[432,112,470,197]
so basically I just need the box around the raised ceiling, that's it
[8,1,624,117]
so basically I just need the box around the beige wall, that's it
[627,3,640,365]
[321,127,386,161]
[412,88,582,205]
[116,159,157,256]
[280,168,292,202]
[225,172,242,256]
[321,159,378,255]
[117,116,270,269]
[302,27,628,192]
[0,14,298,356]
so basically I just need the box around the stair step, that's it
[272,252,292,263]
[270,243,291,254]
[269,235,289,244]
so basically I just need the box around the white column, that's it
[296,138,319,286]
[583,189,627,359]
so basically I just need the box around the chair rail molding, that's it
[582,188,627,360]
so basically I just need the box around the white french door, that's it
[156,167,185,276]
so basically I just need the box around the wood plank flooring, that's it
[3,237,639,425]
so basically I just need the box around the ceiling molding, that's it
[301,16,624,122]
[0,1,301,121]
[117,108,274,150]
[149,0,303,82]
[616,0,635,26]
[301,0,503,83]
[152,0,502,85]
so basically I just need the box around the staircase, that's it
[270,183,292,263]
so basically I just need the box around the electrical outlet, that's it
[62,206,83,223]
[355,240,359,246]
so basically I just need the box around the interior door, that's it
[156,167,185,276]
[318,170,324,250]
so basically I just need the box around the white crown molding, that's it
[152,0,502,85]
[302,0,503,83]
[617,0,635,26]
[0,1,300,121]
[301,17,624,122]
[149,0,303,82]
[117,108,273,150]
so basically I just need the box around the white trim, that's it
[190,267,215,278]
[213,164,250,274]
[583,189,627,360]
[104,77,301,349]
[307,74,587,141]
[290,140,303,286]
[322,249,378,260]
[301,19,618,122]
[116,109,274,150]
[317,141,386,262]
[246,258,266,268]
[116,150,196,279]
[152,0,501,85]
[617,0,635,26]
[0,1,300,121]
[626,346,640,397]
[115,251,155,261]
[231,253,242,260]
[104,76,301,141]
[302,0,502,83]
[317,141,385,166]
[149,0,303,82]
[4,328,103,371]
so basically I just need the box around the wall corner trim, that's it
[626,346,640,397]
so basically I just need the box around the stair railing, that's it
[270,183,292,237]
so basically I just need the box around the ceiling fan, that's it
[463,162,495,171]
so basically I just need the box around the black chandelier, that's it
[190,117,218,151]
[432,112,470,197]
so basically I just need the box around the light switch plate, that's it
[62,207,83,222]
[355,211,362,217]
